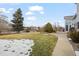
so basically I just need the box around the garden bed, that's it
[69,38,79,56]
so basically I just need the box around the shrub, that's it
[26,30,30,32]
[26,27,30,32]
[43,22,54,33]
[67,31,79,43]
[69,27,75,32]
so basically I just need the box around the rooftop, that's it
[64,14,77,20]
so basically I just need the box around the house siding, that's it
[64,3,79,31]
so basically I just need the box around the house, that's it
[0,15,12,33]
[64,3,79,31]
[24,26,39,32]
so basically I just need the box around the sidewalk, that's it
[53,32,75,56]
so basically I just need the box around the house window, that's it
[66,25,68,31]
[70,25,71,29]
[77,22,79,28]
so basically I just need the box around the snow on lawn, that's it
[0,39,34,56]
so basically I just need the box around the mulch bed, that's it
[69,38,79,51]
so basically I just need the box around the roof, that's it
[64,14,77,20]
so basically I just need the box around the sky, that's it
[0,3,76,27]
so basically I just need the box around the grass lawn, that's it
[0,32,57,56]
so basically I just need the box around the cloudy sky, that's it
[0,3,76,27]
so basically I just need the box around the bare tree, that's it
[0,15,12,33]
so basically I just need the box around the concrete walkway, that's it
[53,32,75,56]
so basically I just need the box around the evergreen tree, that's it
[44,22,54,33]
[11,8,24,33]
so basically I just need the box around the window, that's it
[77,22,79,28]
[66,25,68,31]
[70,25,71,29]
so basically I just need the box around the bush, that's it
[69,27,75,32]
[26,30,30,32]
[43,22,54,33]
[67,31,79,43]
[25,27,30,32]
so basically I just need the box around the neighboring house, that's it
[24,26,39,32]
[0,15,12,32]
[30,26,39,32]
[64,3,79,31]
